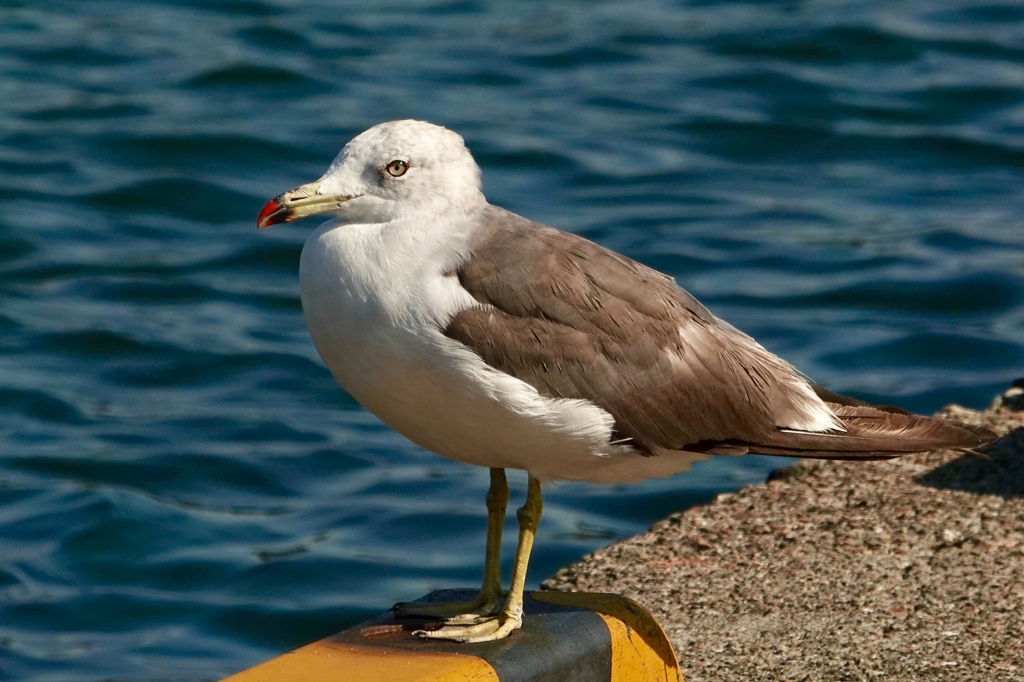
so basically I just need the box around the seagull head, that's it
[257,120,485,229]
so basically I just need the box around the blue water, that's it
[1,1,1022,679]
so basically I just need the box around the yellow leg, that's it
[394,468,508,621]
[416,475,542,642]
[479,467,509,602]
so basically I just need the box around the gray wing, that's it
[443,206,995,458]
[444,206,834,454]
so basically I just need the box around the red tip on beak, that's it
[257,198,283,229]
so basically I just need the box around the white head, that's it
[257,120,485,228]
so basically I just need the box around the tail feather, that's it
[810,384,910,416]
[704,403,996,460]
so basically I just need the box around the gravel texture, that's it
[544,387,1024,681]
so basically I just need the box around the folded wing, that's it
[443,206,995,459]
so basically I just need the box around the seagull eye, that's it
[385,160,409,177]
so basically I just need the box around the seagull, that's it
[257,119,995,643]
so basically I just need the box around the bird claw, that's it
[392,590,502,622]
[413,612,522,642]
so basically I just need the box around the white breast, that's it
[298,219,702,483]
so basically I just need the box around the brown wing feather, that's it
[445,206,995,458]
[695,403,994,459]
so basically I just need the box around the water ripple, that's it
[1,1,1022,680]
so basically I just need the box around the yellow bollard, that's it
[220,589,682,681]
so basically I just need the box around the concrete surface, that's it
[544,386,1024,681]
